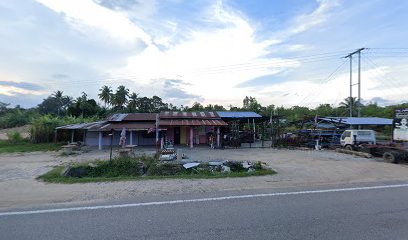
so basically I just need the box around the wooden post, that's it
[190,127,194,148]
[217,127,220,148]
[130,130,133,145]
[253,118,256,143]
[54,129,57,143]
[83,130,87,145]
[71,130,74,143]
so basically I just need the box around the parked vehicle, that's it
[339,108,408,164]
[340,130,376,150]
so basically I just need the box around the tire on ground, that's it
[345,145,353,151]
[383,151,399,164]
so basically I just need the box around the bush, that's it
[30,115,98,143]
[224,161,245,172]
[63,156,149,178]
[6,131,24,143]
[147,163,184,176]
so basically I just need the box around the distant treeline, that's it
[1,85,407,142]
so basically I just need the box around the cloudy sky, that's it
[1,0,408,108]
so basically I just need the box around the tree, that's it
[98,85,112,108]
[112,85,129,111]
[314,104,336,117]
[136,97,154,113]
[51,90,72,117]
[127,92,139,112]
[151,96,168,112]
[188,102,204,111]
[339,97,361,116]
[0,101,10,116]
[243,96,262,113]
[67,92,100,118]
[38,91,72,116]
[204,104,226,111]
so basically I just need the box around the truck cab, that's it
[340,130,376,150]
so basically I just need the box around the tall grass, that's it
[30,115,98,143]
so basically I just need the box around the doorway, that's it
[174,127,181,144]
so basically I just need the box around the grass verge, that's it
[0,140,63,153]
[37,156,276,184]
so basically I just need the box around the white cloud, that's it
[36,0,152,46]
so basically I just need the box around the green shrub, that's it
[84,157,146,177]
[147,163,184,176]
[6,131,24,143]
[224,161,245,172]
[30,115,98,143]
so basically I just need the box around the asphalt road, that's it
[2,183,408,240]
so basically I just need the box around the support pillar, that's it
[71,130,74,143]
[130,131,133,145]
[253,118,256,142]
[217,127,220,148]
[190,127,194,148]
[98,131,102,150]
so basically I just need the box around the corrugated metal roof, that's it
[100,122,156,131]
[159,111,220,119]
[56,121,108,130]
[216,111,262,118]
[159,119,228,126]
[123,113,156,121]
[321,117,392,125]
[106,113,128,122]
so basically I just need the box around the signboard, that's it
[393,108,408,141]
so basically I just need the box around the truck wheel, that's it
[345,145,353,151]
[383,152,398,164]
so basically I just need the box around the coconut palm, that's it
[52,90,71,117]
[112,85,129,111]
[127,92,139,112]
[339,97,362,116]
[98,85,112,108]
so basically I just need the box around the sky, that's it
[1,0,408,108]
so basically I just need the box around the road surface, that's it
[1,182,408,240]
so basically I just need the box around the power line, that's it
[296,59,348,107]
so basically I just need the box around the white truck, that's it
[339,109,408,163]
[340,129,376,151]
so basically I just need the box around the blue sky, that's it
[0,0,407,108]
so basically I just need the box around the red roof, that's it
[160,111,220,119]
[100,122,155,131]
[123,113,157,121]
[159,119,227,126]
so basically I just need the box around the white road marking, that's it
[1,183,408,217]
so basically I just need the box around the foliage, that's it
[38,91,72,116]
[84,156,148,177]
[0,140,62,153]
[0,107,39,129]
[6,131,24,143]
[30,115,97,143]
[67,92,101,118]
[112,85,129,111]
[38,156,276,183]
[98,85,112,108]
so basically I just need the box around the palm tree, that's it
[339,97,362,117]
[112,85,129,111]
[127,92,139,112]
[98,85,112,108]
[52,90,65,117]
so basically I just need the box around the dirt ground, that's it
[1,147,408,210]
[0,125,30,140]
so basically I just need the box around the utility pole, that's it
[349,55,353,117]
[358,50,362,118]
[344,48,366,119]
